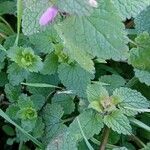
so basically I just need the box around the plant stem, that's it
[126,76,138,88]
[130,135,146,148]
[90,137,119,149]
[15,0,23,45]
[99,126,110,150]
[19,141,23,150]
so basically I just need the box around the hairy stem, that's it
[99,126,110,150]
[130,135,146,148]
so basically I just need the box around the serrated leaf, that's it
[135,69,150,86]
[29,27,55,54]
[135,6,150,34]
[87,83,109,102]
[0,1,16,15]
[52,93,75,114]
[7,46,43,72]
[6,105,20,120]
[112,87,149,116]
[42,104,67,144]
[5,84,21,103]
[129,32,150,86]
[7,63,29,85]
[46,132,77,150]
[99,74,126,94]
[22,0,52,35]
[30,94,45,111]
[113,0,150,20]
[41,52,58,75]
[58,63,94,98]
[68,109,104,141]
[32,117,45,139]
[56,0,95,16]
[55,0,129,70]
[104,110,132,135]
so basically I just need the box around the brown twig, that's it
[99,126,110,150]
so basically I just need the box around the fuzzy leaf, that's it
[7,63,29,85]
[68,109,103,141]
[113,0,150,20]
[135,6,150,34]
[52,93,75,114]
[42,104,67,144]
[55,0,129,71]
[104,110,132,135]
[99,74,126,94]
[41,52,58,75]
[113,87,150,116]
[56,0,95,16]
[129,32,150,85]
[22,0,52,35]
[7,46,43,72]
[5,84,21,103]
[46,132,77,150]
[58,63,94,98]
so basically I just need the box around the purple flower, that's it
[89,0,98,8]
[39,6,58,26]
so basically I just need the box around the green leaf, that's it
[113,0,150,20]
[42,104,67,144]
[55,0,129,70]
[135,6,150,34]
[7,46,43,72]
[2,124,15,136]
[0,1,16,15]
[41,52,58,75]
[32,117,45,139]
[129,32,150,86]
[5,84,21,103]
[112,87,149,116]
[99,74,126,94]
[58,63,94,98]
[7,63,29,85]
[135,69,150,86]
[56,0,96,16]
[6,105,20,120]
[68,109,104,141]
[104,110,132,135]
[30,94,46,111]
[46,132,77,150]
[22,0,52,35]
[52,93,75,114]
[29,27,55,54]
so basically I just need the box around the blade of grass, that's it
[21,82,62,89]
[0,109,44,149]
[15,0,23,45]
[130,118,150,132]
[77,117,94,150]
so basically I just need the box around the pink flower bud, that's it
[39,6,58,26]
[89,0,98,8]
